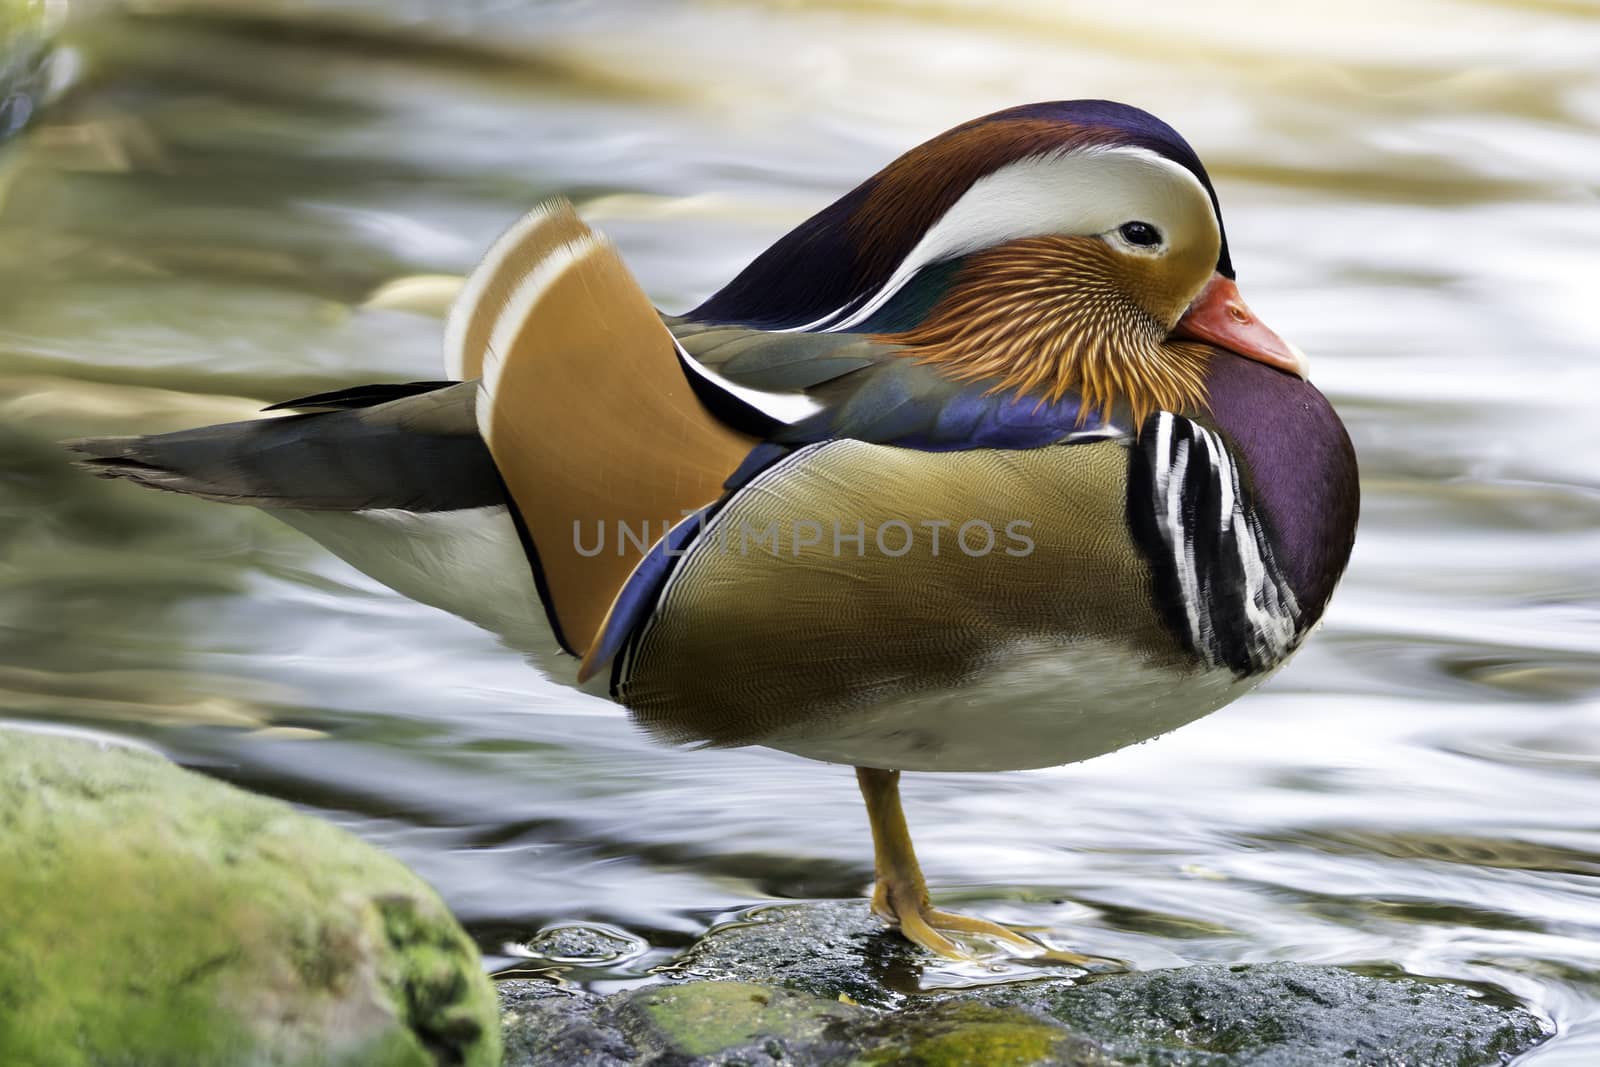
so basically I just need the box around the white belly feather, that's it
[764,640,1270,773]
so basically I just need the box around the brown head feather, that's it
[875,236,1212,427]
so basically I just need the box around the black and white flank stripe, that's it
[1129,412,1301,676]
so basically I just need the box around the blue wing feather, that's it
[775,363,1125,450]
[585,503,720,683]
[670,317,1127,452]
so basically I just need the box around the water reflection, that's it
[1,0,1597,1060]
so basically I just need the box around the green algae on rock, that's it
[845,1000,1110,1067]
[625,982,858,1058]
[499,979,1105,1067]
[0,727,500,1067]
[501,901,1548,1067]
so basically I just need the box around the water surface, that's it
[2,0,1598,1058]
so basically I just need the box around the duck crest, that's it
[693,100,1233,331]
[874,236,1213,426]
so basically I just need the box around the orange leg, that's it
[855,766,1053,959]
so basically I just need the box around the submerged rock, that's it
[0,727,500,1067]
[501,901,1547,1066]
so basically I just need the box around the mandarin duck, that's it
[71,100,1359,959]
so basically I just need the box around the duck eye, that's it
[1118,221,1162,248]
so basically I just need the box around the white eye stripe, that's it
[782,146,1218,335]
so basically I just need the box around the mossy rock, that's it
[846,1001,1110,1067]
[0,727,501,1067]
[501,980,1104,1067]
[501,901,1547,1066]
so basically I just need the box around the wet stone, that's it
[661,900,916,1008]
[989,962,1548,1066]
[500,980,1106,1067]
[499,984,635,1067]
[518,921,648,965]
[501,901,1548,1067]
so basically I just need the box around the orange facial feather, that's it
[874,236,1212,427]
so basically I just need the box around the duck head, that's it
[693,100,1308,424]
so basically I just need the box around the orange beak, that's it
[1172,273,1310,380]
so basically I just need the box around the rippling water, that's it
[2,0,1598,1058]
